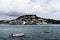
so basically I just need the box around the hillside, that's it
[0,20,10,24]
[9,15,60,25]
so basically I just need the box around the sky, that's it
[0,0,60,20]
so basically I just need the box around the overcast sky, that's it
[0,0,60,20]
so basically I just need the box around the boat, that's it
[9,33,25,38]
[44,30,51,33]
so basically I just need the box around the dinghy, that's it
[44,30,51,33]
[9,33,25,38]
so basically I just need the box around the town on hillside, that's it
[0,15,60,25]
[9,15,60,25]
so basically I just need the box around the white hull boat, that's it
[9,33,25,38]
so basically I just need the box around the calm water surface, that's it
[0,24,60,40]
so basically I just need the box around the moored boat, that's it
[9,33,25,38]
[44,30,51,33]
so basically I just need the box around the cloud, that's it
[5,12,27,17]
[50,0,60,10]
[0,0,49,13]
[0,0,30,12]
[0,14,17,20]
[0,0,60,20]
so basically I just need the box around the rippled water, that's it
[0,24,60,40]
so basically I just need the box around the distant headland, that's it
[0,14,60,25]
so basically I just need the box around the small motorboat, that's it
[9,33,25,38]
[44,30,51,33]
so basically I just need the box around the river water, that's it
[0,24,60,40]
